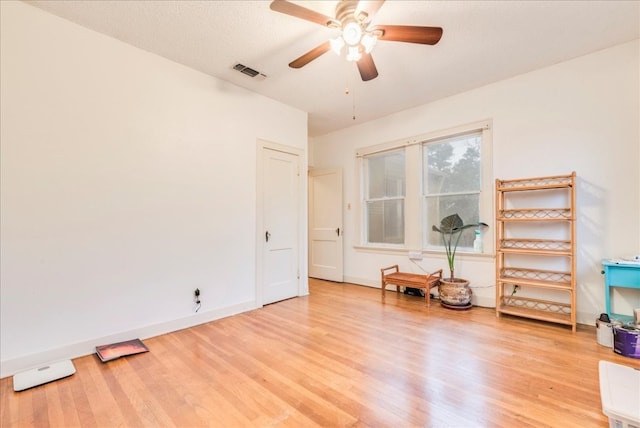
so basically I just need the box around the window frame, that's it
[361,147,407,248]
[422,129,485,252]
[355,119,493,255]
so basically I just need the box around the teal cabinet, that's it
[601,261,640,320]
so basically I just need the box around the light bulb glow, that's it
[330,37,345,55]
[342,22,362,46]
[346,46,362,62]
[361,33,377,54]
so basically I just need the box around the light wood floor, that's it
[2,279,639,427]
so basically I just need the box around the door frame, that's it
[255,139,308,308]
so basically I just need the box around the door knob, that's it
[265,231,271,242]
[336,228,340,236]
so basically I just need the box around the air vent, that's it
[233,63,267,80]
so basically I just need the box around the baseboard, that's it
[471,295,496,308]
[0,300,257,379]
[343,275,379,288]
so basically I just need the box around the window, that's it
[363,149,405,245]
[357,120,492,254]
[423,132,482,250]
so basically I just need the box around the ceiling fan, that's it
[269,0,443,81]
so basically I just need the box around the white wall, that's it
[0,1,308,377]
[312,40,640,325]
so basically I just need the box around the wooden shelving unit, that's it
[495,172,577,332]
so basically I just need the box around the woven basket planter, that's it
[438,278,472,309]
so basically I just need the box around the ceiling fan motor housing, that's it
[335,1,370,31]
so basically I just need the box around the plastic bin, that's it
[599,361,640,428]
[597,318,614,347]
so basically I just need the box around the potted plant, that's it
[432,213,488,309]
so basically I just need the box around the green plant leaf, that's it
[439,214,464,233]
[432,213,489,280]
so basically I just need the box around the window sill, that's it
[423,249,495,260]
[353,245,495,259]
[353,245,407,255]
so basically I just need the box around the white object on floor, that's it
[13,359,76,392]
[597,319,615,348]
[599,360,640,428]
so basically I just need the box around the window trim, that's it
[355,119,493,254]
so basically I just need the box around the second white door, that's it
[308,168,343,282]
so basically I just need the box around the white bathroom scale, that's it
[13,359,76,392]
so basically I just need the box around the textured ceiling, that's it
[25,0,640,137]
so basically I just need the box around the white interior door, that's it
[308,168,343,282]
[262,147,300,305]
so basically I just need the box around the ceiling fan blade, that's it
[357,52,378,81]
[270,0,334,26]
[373,25,443,45]
[289,41,331,69]
[355,0,385,20]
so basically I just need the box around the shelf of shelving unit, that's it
[495,174,575,191]
[495,172,576,332]
[498,208,572,221]
[499,238,572,256]
[499,267,572,290]
[497,295,572,325]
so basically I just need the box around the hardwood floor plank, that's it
[126,347,209,427]
[0,376,17,428]
[43,382,65,427]
[53,373,82,427]
[170,326,297,426]
[71,355,104,427]
[198,325,357,427]
[157,330,263,427]
[82,355,129,427]
[15,387,34,427]
[2,279,639,427]
[97,359,145,427]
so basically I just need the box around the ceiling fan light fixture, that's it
[330,36,345,55]
[361,33,377,54]
[346,46,362,62]
[342,21,362,46]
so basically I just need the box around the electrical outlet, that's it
[193,288,201,313]
[408,251,423,261]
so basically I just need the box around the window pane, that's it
[426,194,480,248]
[424,134,481,194]
[367,199,404,244]
[367,151,405,198]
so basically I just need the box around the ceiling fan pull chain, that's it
[341,61,355,120]
[352,86,356,121]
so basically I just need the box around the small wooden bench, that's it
[381,265,443,306]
